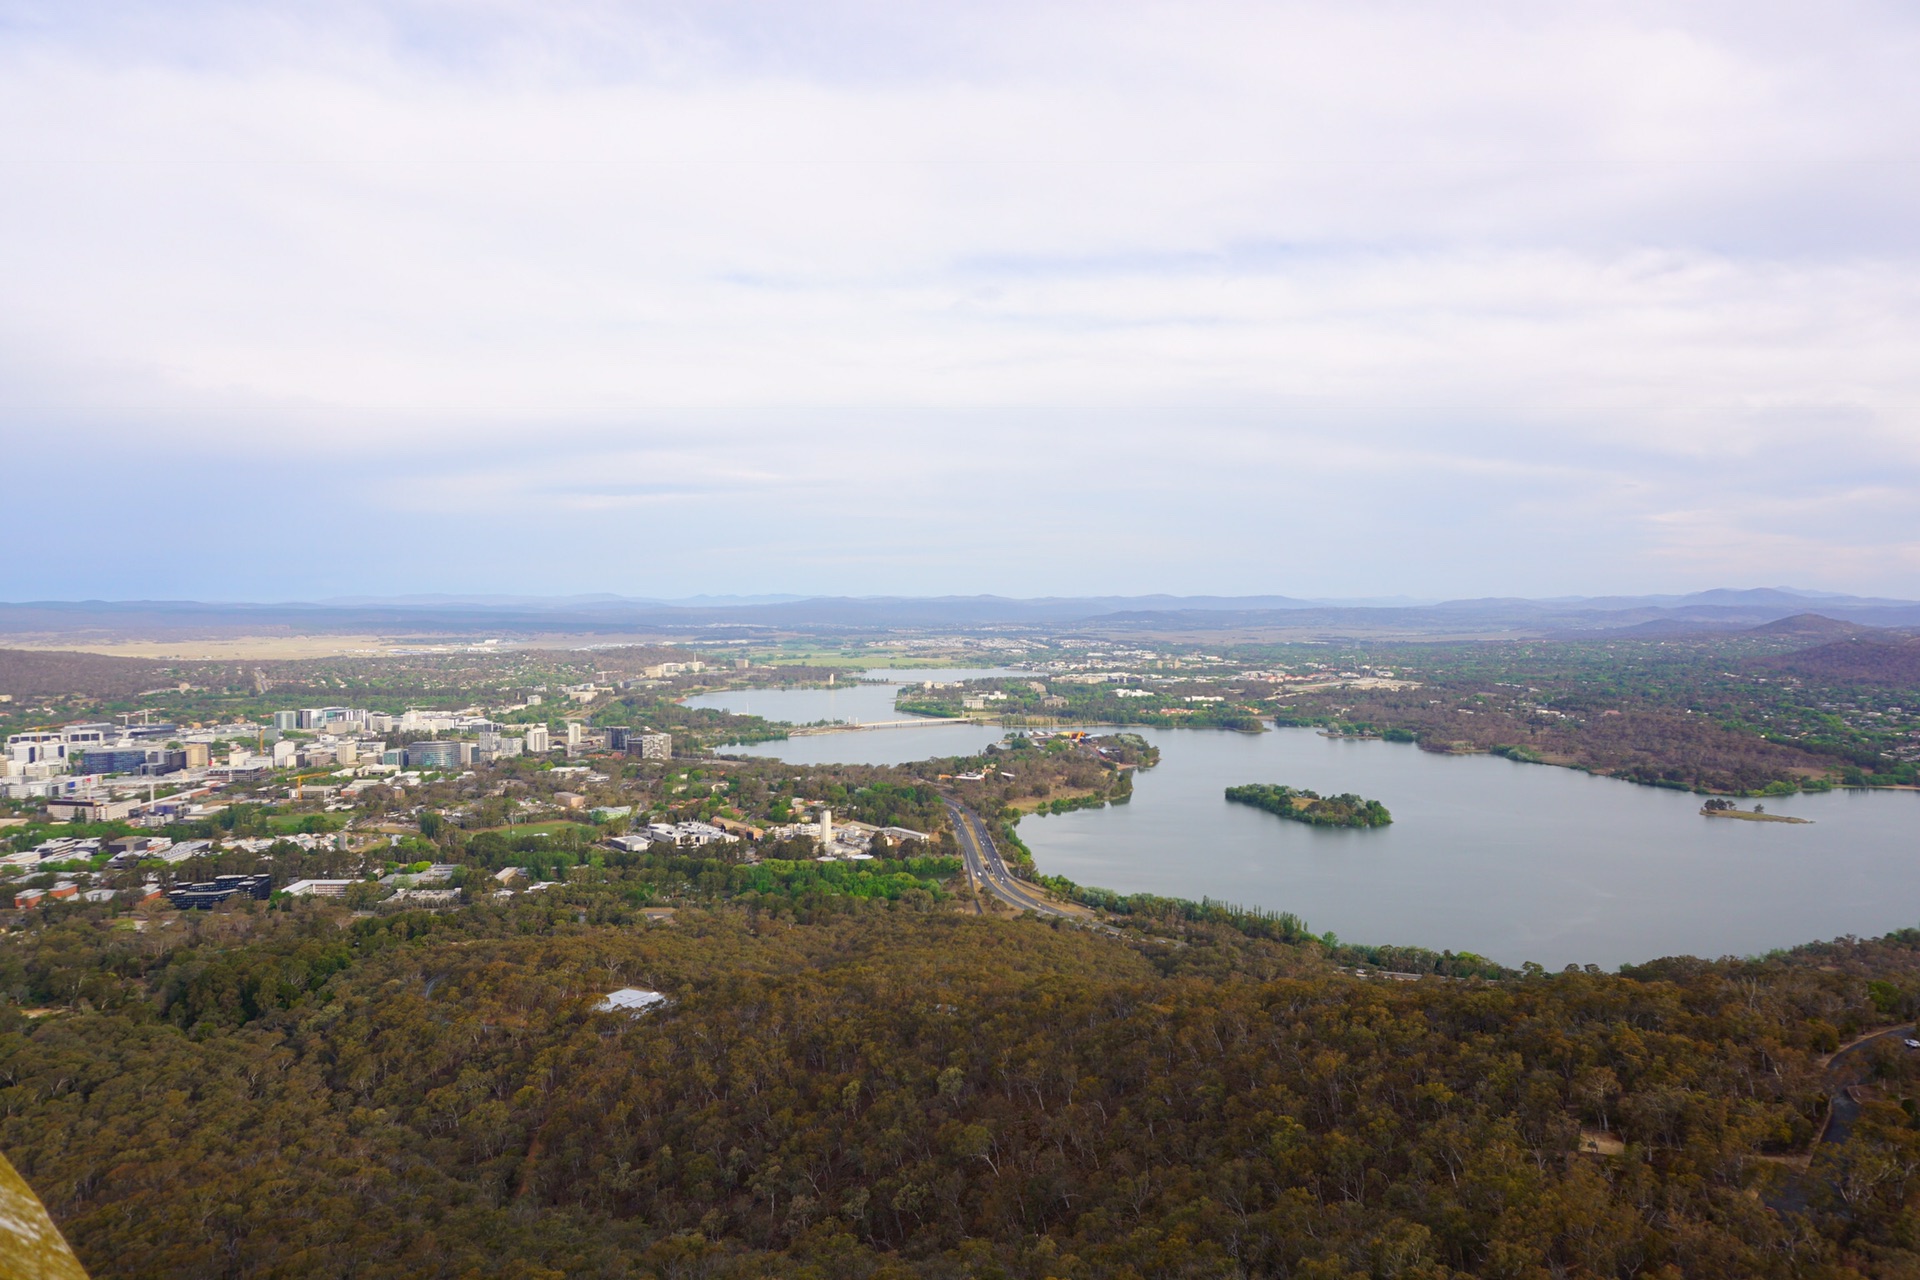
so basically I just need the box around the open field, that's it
[3,635,401,660]
[470,820,604,838]
[0,632,714,660]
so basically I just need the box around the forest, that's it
[7,887,1920,1278]
[1229,629,1920,793]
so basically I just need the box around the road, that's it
[789,718,975,736]
[1818,1023,1915,1149]
[1764,1021,1914,1215]
[944,800,1072,917]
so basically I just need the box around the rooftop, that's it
[595,987,668,1014]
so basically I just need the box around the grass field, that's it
[470,819,605,837]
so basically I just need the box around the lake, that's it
[686,668,1025,765]
[689,680,1920,968]
[1024,726,1920,970]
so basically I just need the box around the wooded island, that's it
[1225,783,1393,828]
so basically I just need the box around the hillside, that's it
[6,896,1920,1277]
[1758,634,1920,686]
[0,648,182,700]
[1744,613,1880,641]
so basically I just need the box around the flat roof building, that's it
[167,874,272,910]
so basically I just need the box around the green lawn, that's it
[470,819,603,837]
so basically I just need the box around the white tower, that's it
[818,808,833,848]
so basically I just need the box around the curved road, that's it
[944,800,1071,917]
[1819,1023,1915,1149]
[1764,1021,1915,1215]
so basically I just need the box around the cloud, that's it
[3,0,1920,598]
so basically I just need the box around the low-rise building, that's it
[167,874,272,910]
[380,864,459,887]
[282,879,357,897]
[107,835,172,864]
[46,796,135,823]
[388,888,462,908]
[646,820,730,847]
[156,840,212,864]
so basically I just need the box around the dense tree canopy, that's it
[6,888,1920,1278]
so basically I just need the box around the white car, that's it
[1902,1038,1920,1050]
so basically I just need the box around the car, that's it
[1903,1038,1920,1050]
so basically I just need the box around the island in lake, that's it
[1226,783,1393,828]
[1701,798,1812,824]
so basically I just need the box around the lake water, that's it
[689,680,1920,967]
[1023,726,1920,970]
[687,668,1024,766]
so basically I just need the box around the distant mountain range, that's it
[2,588,1918,641]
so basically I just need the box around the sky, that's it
[5,0,1920,603]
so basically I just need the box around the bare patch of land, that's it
[6,635,398,660]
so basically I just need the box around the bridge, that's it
[788,718,978,736]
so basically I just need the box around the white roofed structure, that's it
[595,987,668,1015]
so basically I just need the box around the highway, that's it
[944,800,1071,917]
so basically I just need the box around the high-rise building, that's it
[603,726,631,751]
[477,732,525,760]
[524,725,550,753]
[565,722,584,748]
[633,732,671,760]
[273,710,299,731]
[140,750,188,776]
[406,742,461,770]
[82,746,150,775]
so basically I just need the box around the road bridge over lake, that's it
[789,718,977,735]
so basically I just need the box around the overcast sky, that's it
[5,0,1920,602]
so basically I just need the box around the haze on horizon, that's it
[4,0,1920,604]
